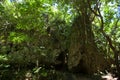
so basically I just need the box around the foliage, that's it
[0,0,120,79]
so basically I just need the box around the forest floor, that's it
[0,68,102,80]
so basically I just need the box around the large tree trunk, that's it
[68,14,108,74]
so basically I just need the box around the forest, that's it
[0,0,120,80]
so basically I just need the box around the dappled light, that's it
[0,0,120,80]
[101,73,118,80]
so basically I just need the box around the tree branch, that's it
[87,0,100,17]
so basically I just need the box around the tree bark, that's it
[68,14,107,74]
